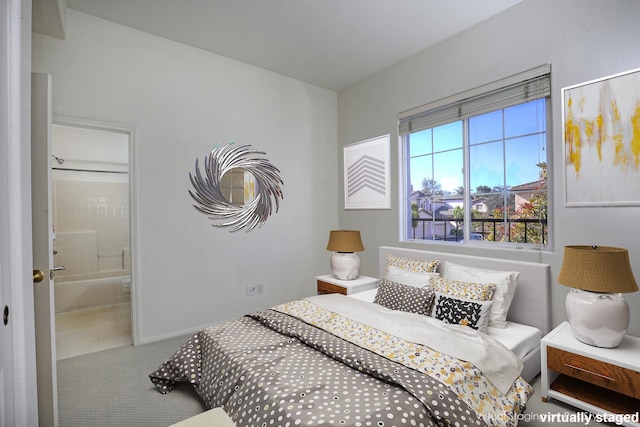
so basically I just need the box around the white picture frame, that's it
[343,134,391,210]
[562,67,640,206]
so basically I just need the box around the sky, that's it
[407,99,546,194]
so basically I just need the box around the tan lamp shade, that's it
[557,245,638,293]
[326,230,364,253]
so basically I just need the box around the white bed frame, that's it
[379,246,551,382]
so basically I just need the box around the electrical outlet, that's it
[246,284,263,296]
[247,284,264,296]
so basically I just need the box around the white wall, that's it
[52,124,129,172]
[32,10,339,343]
[338,0,640,335]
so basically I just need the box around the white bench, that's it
[170,407,236,427]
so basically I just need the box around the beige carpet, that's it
[57,334,204,427]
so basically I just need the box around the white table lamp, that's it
[557,245,638,348]
[326,230,364,280]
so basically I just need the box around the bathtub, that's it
[54,271,131,312]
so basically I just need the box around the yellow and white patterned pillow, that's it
[430,276,495,301]
[386,254,439,273]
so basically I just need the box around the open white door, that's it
[31,72,58,427]
[0,1,16,421]
[2,0,39,425]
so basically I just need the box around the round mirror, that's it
[189,143,283,232]
[220,168,257,206]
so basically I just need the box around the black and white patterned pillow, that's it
[432,292,493,332]
[373,279,435,315]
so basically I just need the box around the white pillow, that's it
[385,265,439,288]
[441,261,519,329]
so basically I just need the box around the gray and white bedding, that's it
[150,294,532,427]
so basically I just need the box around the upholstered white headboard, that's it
[379,246,552,335]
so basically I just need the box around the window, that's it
[399,66,550,248]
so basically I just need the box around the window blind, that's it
[398,65,551,136]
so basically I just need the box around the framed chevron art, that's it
[343,134,391,209]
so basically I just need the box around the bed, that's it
[150,246,551,427]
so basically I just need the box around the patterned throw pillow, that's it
[430,276,496,301]
[432,292,493,332]
[442,261,520,329]
[386,254,439,273]
[373,279,436,316]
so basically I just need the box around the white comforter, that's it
[306,293,523,394]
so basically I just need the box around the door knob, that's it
[33,270,45,283]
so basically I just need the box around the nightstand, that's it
[316,274,378,295]
[541,321,640,426]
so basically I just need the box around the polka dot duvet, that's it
[150,294,532,427]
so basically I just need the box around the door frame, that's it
[52,115,140,345]
[32,71,58,427]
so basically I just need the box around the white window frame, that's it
[398,65,551,249]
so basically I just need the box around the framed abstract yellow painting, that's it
[562,67,640,206]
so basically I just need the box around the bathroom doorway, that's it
[51,122,134,359]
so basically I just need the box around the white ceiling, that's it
[57,0,523,91]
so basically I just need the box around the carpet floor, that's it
[57,334,204,427]
[57,335,610,426]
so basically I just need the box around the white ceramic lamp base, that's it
[330,252,360,280]
[565,288,629,348]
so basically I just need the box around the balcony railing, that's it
[410,217,547,244]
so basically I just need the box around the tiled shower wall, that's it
[53,178,130,278]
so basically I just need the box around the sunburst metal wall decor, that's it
[189,143,284,232]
